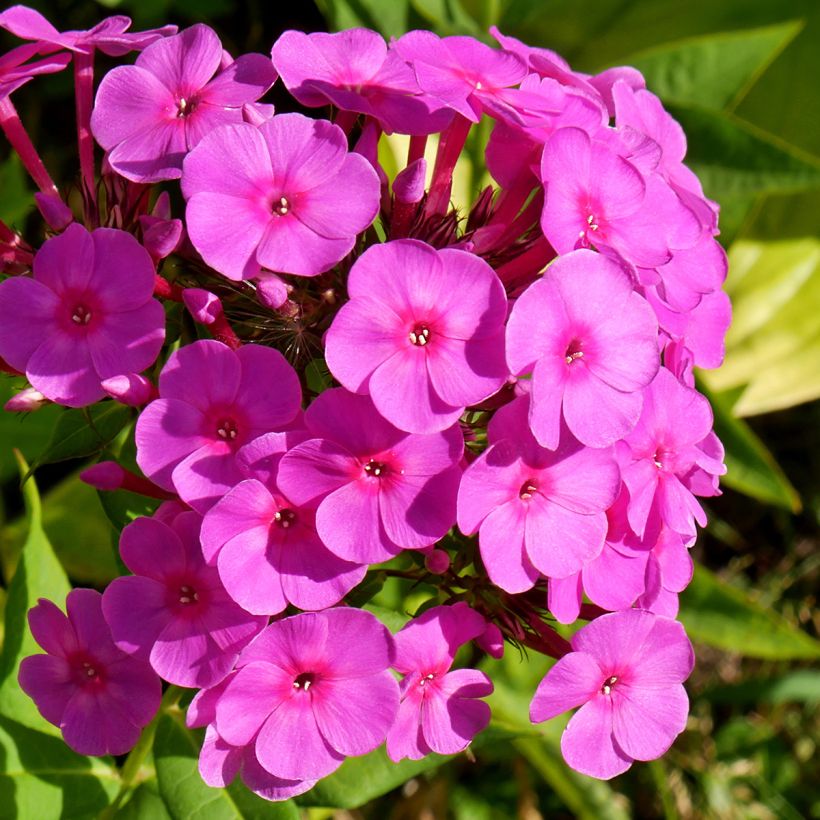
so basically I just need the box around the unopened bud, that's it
[4,387,48,412]
[101,373,156,406]
[476,622,505,659]
[34,193,73,231]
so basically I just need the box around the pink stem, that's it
[153,274,184,302]
[333,108,358,135]
[0,96,59,196]
[73,51,98,216]
[425,115,472,216]
[407,134,427,165]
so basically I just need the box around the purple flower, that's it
[458,394,620,590]
[272,28,452,135]
[506,248,659,449]
[0,42,69,99]
[387,603,492,761]
[181,113,380,279]
[19,589,161,756]
[618,367,725,539]
[530,610,693,779]
[91,24,276,182]
[135,339,302,512]
[201,431,367,615]
[277,388,463,565]
[0,4,176,56]
[326,239,508,434]
[215,608,400,781]
[0,223,165,407]
[102,511,266,688]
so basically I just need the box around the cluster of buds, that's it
[0,5,728,795]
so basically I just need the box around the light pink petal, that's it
[628,617,694,688]
[612,683,688,760]
[104,654,162,727]
[18,655,74,726]
[563,368,643,448]
[199,52,276,106]
[102,576,169,661]
[370,349,463,434]
[317,480,401,564]
[571,609,657,671]
[277,439,357,507]
[135,398,208,491]
[524,498,606,579]
[171,442,243,513]
[457,442,520,534]
[86,302,165,379]
[238,611,329,672]
[530,651,603,721]
[560,696,632,780]
[294,153,379,238]
[257,211,354,277]
[235,344,301,433]
[545,443,620,515]
[217,528,287,616]
[529,354,569,450]
[0,278,59,371]
[478,500,540,593]
[107,119,187,182]
[426,332,507,408]
[87,228,156,308]
[91,65,175,150]
[321,608,396,678]
[386,692,430,761]
[138,23,221,96]
[313,673,399,756]
[548,574,582,624]
[199,725,241,787]
[181,121,273,200]
[26,331,102,407]
[240,749,316,800]
[583,547,649,612]
[159,339,240,409]
[216,661,295,746]
[421,672,492,754]
[256,695,345,780]
[185,192,268,280]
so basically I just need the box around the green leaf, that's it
[298,746,448,809]
[0,454,71,735]
[98,489,161,535]
[702,238,820,415]
[315,0,410,37]
[699,381,800,512]
[679,564,820,659]
[0,154,33,227]
[622,21,802,109]
[0,716,120,820]
[667,104,820,199]
[115,780,172,820]
[29,402,132,473]
[702,669,820,705]
[154,712,298,819]
[410,0,484,37]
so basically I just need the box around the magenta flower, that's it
[387,603,492,761]
[458,394,620,589]
[0,5,175,56]
[326,239,508,434]
[19,589,161,756]
[102,511,266,688]
[91,24,276,182]
[181,113,380,279]
[540,127,700,268]
[135,339,302,512]
[0,223,165,407]
[393,30,526,122]
[215,608,400,781]
[530,610,693,779]
[0,42,69,98]
[272,28,452,135]
[201,431,367,615]
[506,249,659,449]
[617,367,725,539]
[277,388,463,565]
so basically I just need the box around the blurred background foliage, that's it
[1,0,819,818]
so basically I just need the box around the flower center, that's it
[418,672,436,688]
[216,418,238,441]
[82,661,97,679]
[601,675,618,695]
[71,304,93,326]
[293,672,316,691]
[176,97,196,118]
[519,480,538,500]
[178,584,199,605]
[408,324,431,346]
[564,339,584,365]
[274,196,290,216]
[586,212,599,232]
[274,508,296,529]
[363,459,389,478]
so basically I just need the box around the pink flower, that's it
[387,603,492,761]
[506,248,659,449]
[0,5,175,56]
[617,367,725,539]
[102,511,266,688]
[91,24,276,182]
[181,113,380,279]
[0,42,69,98]
[530,610,694,780]
[458,393,620,590]
[214,608,400,781]
[135,339,302,512]
[272,28,452,135]
[326,239,508,434]
[201,431,367,615]
[19,589,161,756]
[0,223,165,407]
[277,388,463,564]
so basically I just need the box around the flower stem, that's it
[0,96,59,196]
[73,50,98,220]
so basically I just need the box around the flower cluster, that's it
[2,6,727,795]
